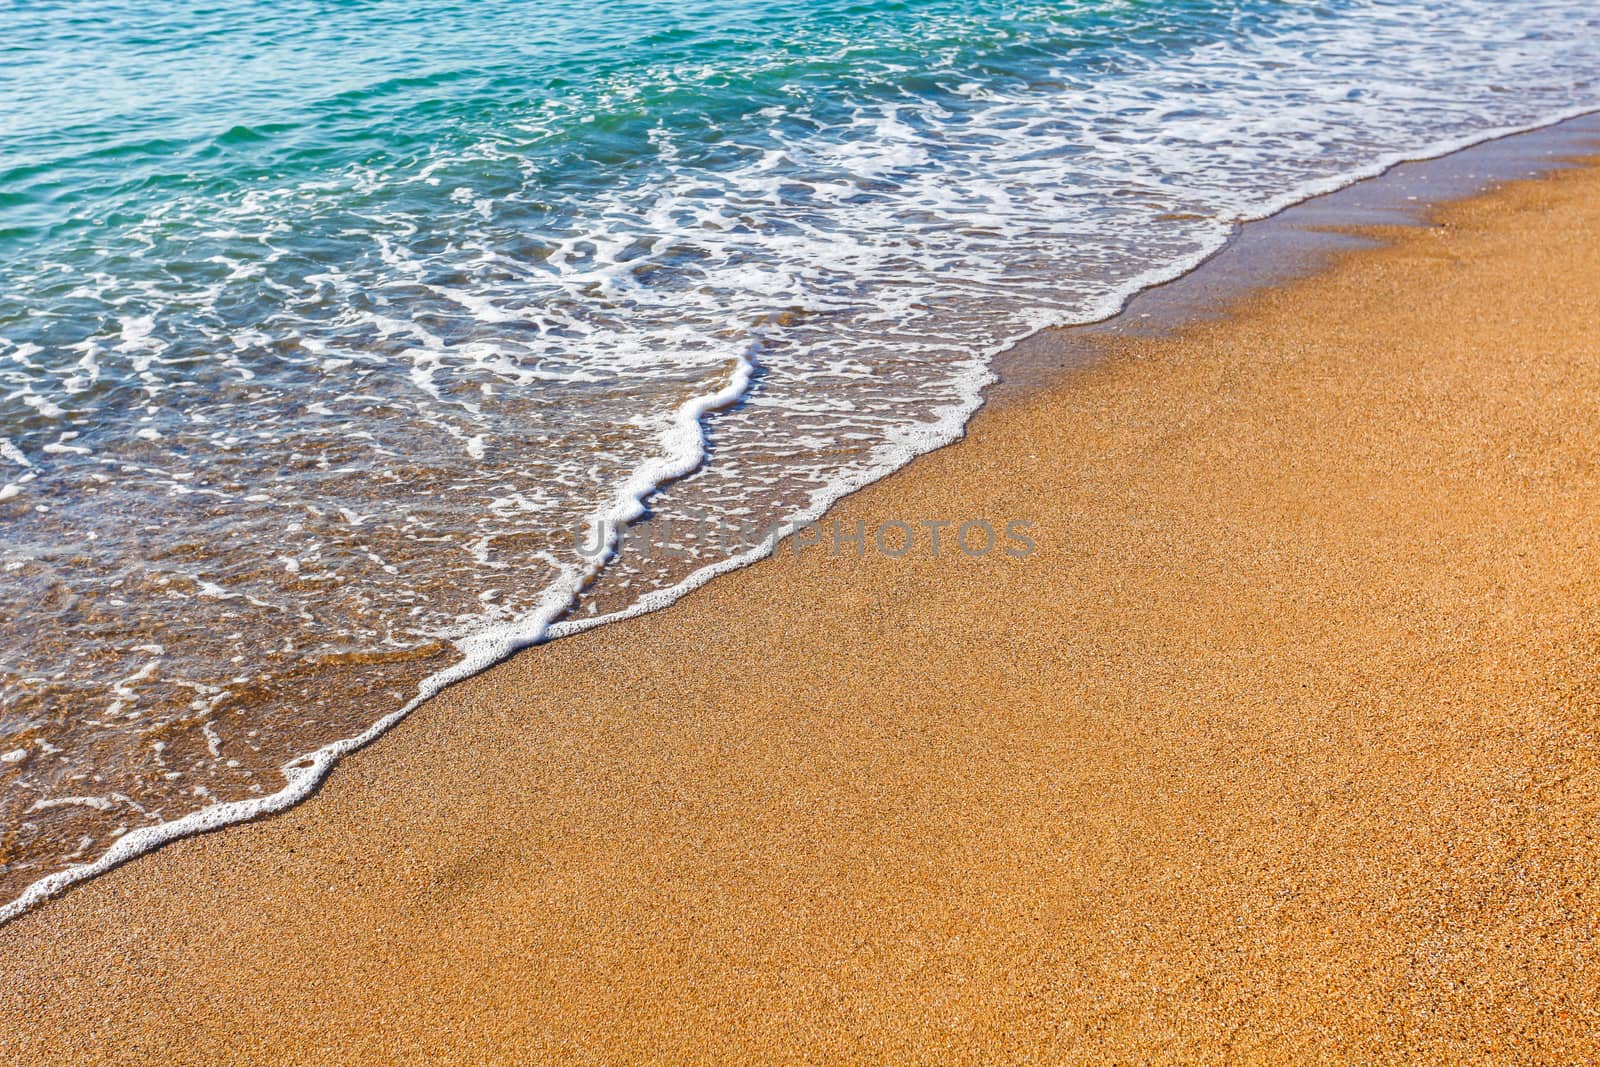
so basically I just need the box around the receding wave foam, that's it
[1,0,1598,922]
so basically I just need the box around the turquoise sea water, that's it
[1,0,1597,918]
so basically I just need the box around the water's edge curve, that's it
[3,103,1596,928]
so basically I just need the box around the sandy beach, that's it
[3,158,1599,1062]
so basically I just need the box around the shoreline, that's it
[6,149,1600,1059]
[5,109,1599,930]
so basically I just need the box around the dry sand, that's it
[2,162,1599,1064]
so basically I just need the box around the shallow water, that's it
[1,0,1597,916]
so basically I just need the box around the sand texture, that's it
[2,163,1599,1064]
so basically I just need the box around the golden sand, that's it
[3,163,1599,1064]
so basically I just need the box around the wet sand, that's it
[3,161,1600,1063]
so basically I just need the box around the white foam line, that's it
[548,102,1600,636]
[2,104,1595,928]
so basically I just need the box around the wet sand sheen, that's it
[4,162,1600,1062]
